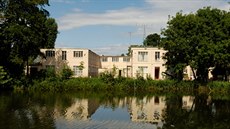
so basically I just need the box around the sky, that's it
[46,0,230,56]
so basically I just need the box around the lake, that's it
[0,91,229,129]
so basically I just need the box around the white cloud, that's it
[57,0,229,32]
[58,7,166,31]
[54,0,229,55]
[92,44,130,56]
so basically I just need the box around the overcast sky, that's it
[47,0,230,55]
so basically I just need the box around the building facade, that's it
[37,46,170,79]
[99,56,132,77]
[39,48,100,77]
[130,47,167,79]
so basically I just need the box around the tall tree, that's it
[0,0,58,77]
[143,33,161,47]
[161,7,230,82]
[161,12,199,80]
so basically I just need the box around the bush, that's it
[60,67,73,80]
[207,81,230,93]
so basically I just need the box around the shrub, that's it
[60,67,73,80]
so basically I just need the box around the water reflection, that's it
[57,98,99,120]
[0,92,230,129]
[182,96,195,110]
[129,96,166,124]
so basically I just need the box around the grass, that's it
[23,76,230,96]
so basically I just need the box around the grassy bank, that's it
[25,76,230,95]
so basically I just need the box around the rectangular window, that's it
[45,50,55,57]
[123,57,130,62]
[73,66,83,76]
[73,51,83,57]
[138,52,148,62]
[112,57,119,62]
[101,57,108,62]
[62,51,66,60]
[138,66,148,76]
[155,52,160,61]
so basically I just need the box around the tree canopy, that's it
[0,0,58,78]
[160,7,230,82]
[143,33,161,47]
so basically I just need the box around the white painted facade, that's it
[39,48,100,77]
[38,46,188,80]
[130,47,167,79]
[99,56,132,77]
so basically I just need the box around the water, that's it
[0,91,230,129]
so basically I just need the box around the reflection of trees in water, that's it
[0,93,55,129]
[101,96,131,110]
[0,92,75,129]
[162,94,230,129]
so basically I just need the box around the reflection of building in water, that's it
[182,96,195,110]
[129,96,166,124]
[64,99,99,120]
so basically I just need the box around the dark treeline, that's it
[0,0,58,86]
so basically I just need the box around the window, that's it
[123,57,130,62]
[62,51,66,60]
[138,52,148,62]
[73,51,83,57]
[112,57,119,62]
[101,57,108,62]
[73,66,83,76]
[155,52,160,61]
[45,50,55,57]
[138,66,148,76]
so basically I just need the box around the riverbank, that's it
[17,77,230,95]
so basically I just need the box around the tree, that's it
[45,18,58,48]
[0,0,58,78]
[60,65,73,80]
[161,7,230,82]
[161,12,199,80]
[143,33,161,47]
[126,45,140,56]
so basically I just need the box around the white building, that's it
[99,56,132,77]
[39,48,100,77]
[36,46,178,80]
[130,47,167,79]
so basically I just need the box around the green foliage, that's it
[27,74,230,95]
[208,81,230,93]
[45,18,58,48]
[44,67,56,79]
[161,7,230,82]
[0,66,12,87]
[143,33,161,47]
[78,61,84,70]
[60,67,73,80]
[99,71,115,86]
[126,45,140,56]
[0,0,58,78]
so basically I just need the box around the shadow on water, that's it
[0,91,230,129]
